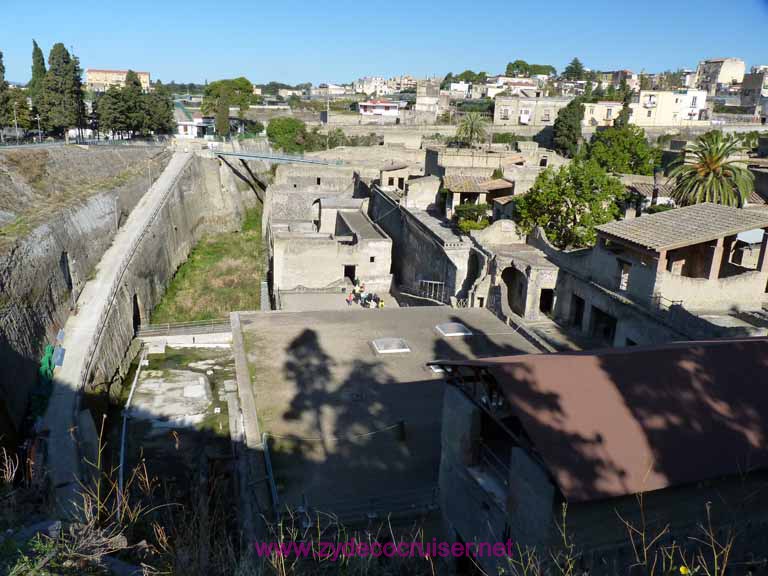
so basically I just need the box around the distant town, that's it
[1,33,768,576]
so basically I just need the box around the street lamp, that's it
[35,115,42,143]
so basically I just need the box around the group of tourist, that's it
[346,280,385,309]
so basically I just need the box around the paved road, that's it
[44,152,191,515]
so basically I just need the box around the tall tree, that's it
[0,51,9,138]
[456,111,487,147]
[563,58,586,81]
[28,40,46,111]
[95,87,126,137]
[143,81,175,134]
[39,43,84,137]
[202,77,253,118]
[121,70,145,134]
[669,131,754,207]
[514,160,625,249]
[215,91,230,138]
[552,99,584,158]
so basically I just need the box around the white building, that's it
[628,89,708,127]
[354,76,393,96]
[358,99,406,119]
[311,83,348,98]
[695,58,746,95]
[449,81,472,99]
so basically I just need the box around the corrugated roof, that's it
[596,203,768,251]
[442,175,487,194]
[436,338,768,502]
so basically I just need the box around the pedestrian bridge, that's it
[215,150,345,166]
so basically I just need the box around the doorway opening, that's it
[60,251,73,292]
[590,306,617,345]
[570,295,585,328]
[132,294,142,336]
[539,289,554,316]
[344,265,357,283]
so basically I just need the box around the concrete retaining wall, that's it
[0,148,171,440]
[87,155,254,391]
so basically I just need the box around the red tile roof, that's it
[436,338,768,502]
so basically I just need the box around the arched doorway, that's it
[501,267,527,317]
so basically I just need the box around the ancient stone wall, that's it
[0,147,171,439]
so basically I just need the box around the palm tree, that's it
[456,111,487,147]
[669,131,754,207]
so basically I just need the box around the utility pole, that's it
[326,84,330,151]
[13,102,19,142]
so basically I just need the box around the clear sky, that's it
[2,0,767,85]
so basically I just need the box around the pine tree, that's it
[95,87,126,137]
[552,99,584,158]
[39,44,74,136]
[69,52,86,138]
[121,70,145,134]
[144,81,175,134]
[29,40,46,111]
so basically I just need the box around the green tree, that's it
[39,43,85,137]
[202,77,253,118]
[28,40,46,111]
[121,70,146,134]
[95,87,126,136]
[0,51,9,137]
[552,99,584,158]
[614,98,631,128]
[563,58,586,81]
[143,81,175,134]
[9,89,32,132]
[266,117,308,153]
[529,64,557,77]
[586,125,661,175]
[215,91,230,138]
[515,160,625,249]
[669,131,754,207]
[456,111,487,147]
[506,60,530,77]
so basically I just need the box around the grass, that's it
[151,205,266,323]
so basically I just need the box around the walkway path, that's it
[44,152,191,515]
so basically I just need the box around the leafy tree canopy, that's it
[514,159,625,249]
[585,125,661,175]
[505,60,556,77]
[266,117,310,154]
[202,77,254,117]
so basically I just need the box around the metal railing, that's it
[215,150,345,166]
[136,318,231,337]
[296,486,440,526]
[69,154,192,488]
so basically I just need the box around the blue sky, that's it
[2,0,767,85]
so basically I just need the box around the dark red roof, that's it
[437,338,768,502]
